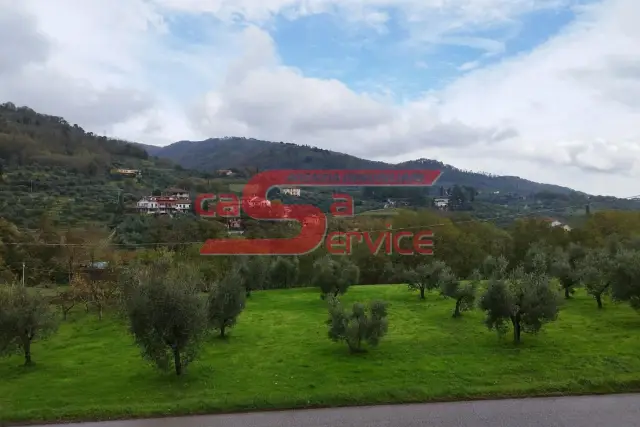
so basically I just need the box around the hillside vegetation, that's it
[0,102,226,228]
[2,102,639,234]
[144,137,640,221]
[150,137,577,195]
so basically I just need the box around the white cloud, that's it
[458,61,481,71]
[1,0,640,197]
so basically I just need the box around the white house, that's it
[136,196,191,214]
[544,218,572,231]
[434,197,449,210]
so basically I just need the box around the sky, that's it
[1,0,640,197]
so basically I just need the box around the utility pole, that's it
[22,262,25,286]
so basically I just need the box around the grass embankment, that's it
[1,285,639,423]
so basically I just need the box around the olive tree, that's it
[269,256,299,289]
[207,267,246,338]
[326,297,389,353]
[237,256,271,296]
[403,260,450,300]
[440,270,478,318]
[0,284,58,365]
[577,249,615,309]
[123,265,207,376]
[523,243,551,274]
[312,255,360,299]
[481,255,509,280]
[479,267,560,344]
[609,249,640,312]
[549,248,580,299]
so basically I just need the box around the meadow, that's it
[1,284,639,423]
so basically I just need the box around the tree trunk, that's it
[348,337,362,353]
[220,325,226,338]
[453,299,462,317]
[98,303,103,320]
[173,348,182,376]
[24,340,32,366]
[564,287,571,299]
[246,289,251,298]
[510,315,521,344]
[596,293,603,309]
[419,287,425,299]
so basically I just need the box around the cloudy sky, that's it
[1,0,639,197]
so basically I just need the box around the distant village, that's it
[117,166,571,232]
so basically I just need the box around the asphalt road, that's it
[25,394,640,427]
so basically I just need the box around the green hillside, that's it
[150,137,578,195]
[2,101,639,233]
[0,102,211,228]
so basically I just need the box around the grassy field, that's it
[1,285,640,423]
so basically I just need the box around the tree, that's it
[326,297,388,353]
[73,267,119,320]
[577,249,615,309]
[237,256,271,296]
[523,242,551,274]
[311,255,360,299]
[479,267,560,344]
[549,248,579,299]
[566,242,587,269]
[123,265,208,376]
[0,284,58,365]
[52,287,80,320]
[402,260,450,299]
[207,268,246,338]
[609,249,640,312]
[481,255,509,280]
[269,257,299,288]
[440,270,477,318]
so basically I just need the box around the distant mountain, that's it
[146,137,579,196]
[134,142,163,156]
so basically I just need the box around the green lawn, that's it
[1,285,640,423]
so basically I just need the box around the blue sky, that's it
[270,4,581,98]
[3,0,640,197]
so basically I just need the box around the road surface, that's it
[24,394,640,427]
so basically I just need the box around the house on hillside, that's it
[216,169,234,176]
[136,196,191,214]
[542,218,572,231]
[112,168,141,177]
[165,187,190,199]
